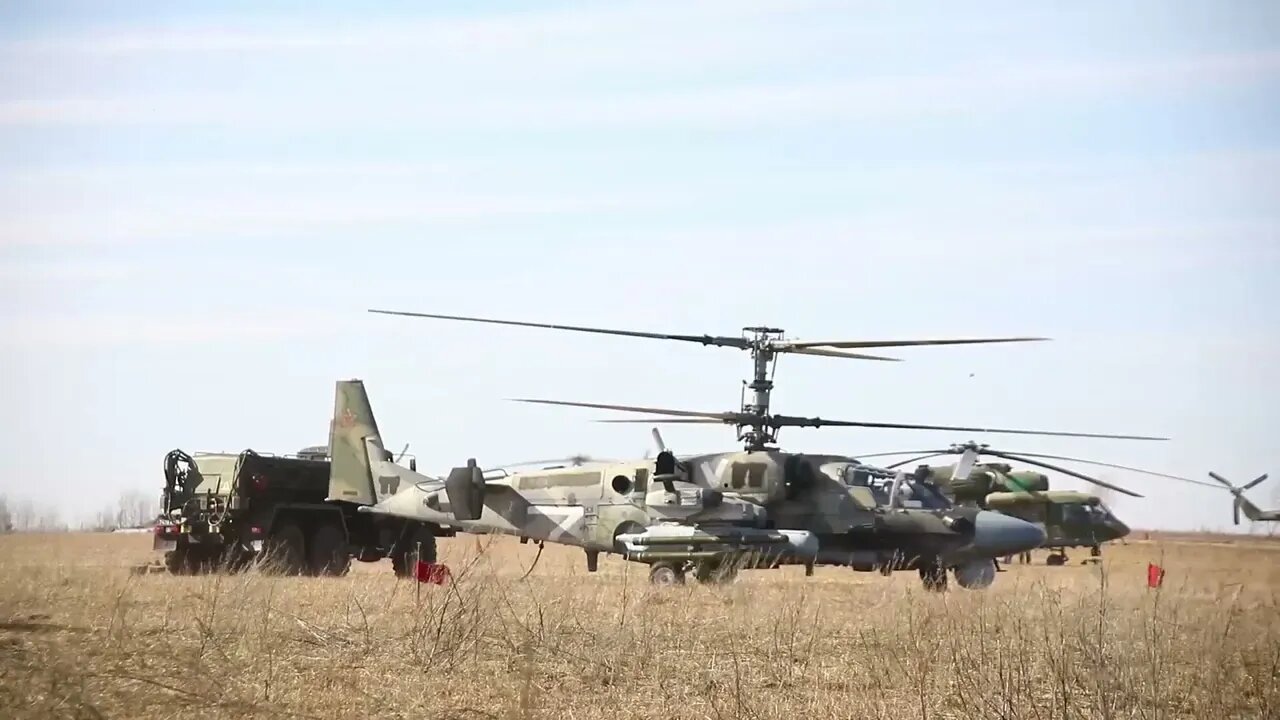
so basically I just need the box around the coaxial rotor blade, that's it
[510,398,741,421]
[784,346,902,362]
[492,454,612,469]
[766,414,1168,441]
[849,449,949,460]
[982,449,1143,498]
[369,309,751,349]
[777,337,1050,350]
[1004,451,1220,489]
[598,418,727,424]
[491,458,566,468]
[882,453,950,469]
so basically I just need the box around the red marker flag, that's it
[1146,562,1165,589]
[415,561,452,585]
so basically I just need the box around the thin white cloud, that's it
[8,160,458,185]
[3,150,1276,250]
[0,189,668,247]
[0,309,359,348]
[2,50,1274,129]
[10,146,1277,191]
[0,258,140,284]
[0,0,840,56]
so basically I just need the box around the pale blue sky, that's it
[2,0,1277,532]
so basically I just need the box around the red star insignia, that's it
[337,408,357,428]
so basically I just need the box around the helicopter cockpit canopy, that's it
[1062,498,1118,525]
[833,462,953,510]
[1090,498,1112,514]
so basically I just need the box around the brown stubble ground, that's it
[1,532,1278,720]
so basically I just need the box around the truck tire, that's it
[165,548,190,575]
[392,526,437,578]
[308,523,351,577]
[260,522,306,575]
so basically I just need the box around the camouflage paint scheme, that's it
[906,462,1131,555]
[328,379,1047,589]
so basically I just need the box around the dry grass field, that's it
[2,531,1278,720]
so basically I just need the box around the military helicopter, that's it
[848,442,1192,564]
[350,310,1168,589]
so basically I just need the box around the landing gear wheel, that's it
[1046,552,1067,566]
[260,523,306,575]
[308,523,351,577]
[392,526,438,578]
[919,563,948,592]
[648,561,686,586]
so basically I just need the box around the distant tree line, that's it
[0,490,160,533]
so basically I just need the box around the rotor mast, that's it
[741,326,784,450]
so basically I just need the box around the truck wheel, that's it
[392,527,437,578]
[260,523,306,575]
[308,523,351,577]
[165,548,189,575]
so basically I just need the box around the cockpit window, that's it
[866,473,952,510]
[1092,502,1113,518]
[1061,503,1096,524]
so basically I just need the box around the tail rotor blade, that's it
[1244,474,1269,491]
[1208,471,1235,489]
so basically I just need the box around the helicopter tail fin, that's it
[1235,492,1280,523]
[327,379,390,506]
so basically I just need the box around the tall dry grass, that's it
[1,532,1277,719]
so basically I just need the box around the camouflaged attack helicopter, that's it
[346,310,1168,590]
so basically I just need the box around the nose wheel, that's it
[648,561,686,586]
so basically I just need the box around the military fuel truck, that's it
[154,441,450,576]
